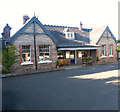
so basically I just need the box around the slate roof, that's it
[82,28,92,32]
[7,16,58,44]
[44,25,94,47]
[7,16,98,48]
[90,25,117,44]
[0,37,6,49]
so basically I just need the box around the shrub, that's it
[85,57,92,62]
[97,56,99,62]
[2,44,20,73]
[56,60,60,66]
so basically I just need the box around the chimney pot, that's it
[79,21,83,31]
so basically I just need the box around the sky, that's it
[0,0,119,39]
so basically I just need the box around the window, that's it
[39,45,50,61]
[22,45,31,62]
[78,51,82,58]
[66,51,70,59]
[109,45,113,55]
[65,32,74,39]
[102,45,106,56]
[68,33,70,37]
[58,51,64,59]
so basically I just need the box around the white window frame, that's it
[102,45,106,56]
[38,45,52,63]
[109,45,113,56]
[21,45,33,65]
[65,32,74,39]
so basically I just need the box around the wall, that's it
[11,22,57,72]
[97,36,117,63]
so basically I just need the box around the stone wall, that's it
[11,23,57,72]
[97,37,117,63]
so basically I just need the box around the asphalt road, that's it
[2,63,119,110]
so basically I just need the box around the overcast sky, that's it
[0,0,119,39]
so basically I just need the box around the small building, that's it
[90,25,117,62]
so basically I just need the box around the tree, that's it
[2,44,20,73]
[117,44,120,51]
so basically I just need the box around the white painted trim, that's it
[101,55,107,58]
[58,47,100,51]
[38,60,52,64]
[21,61,33,65]
[109,55,114,57]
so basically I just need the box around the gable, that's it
[97,26,117,44]
[102,30,112,38]
[7,16,58,44]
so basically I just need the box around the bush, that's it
[97,56,99,62]
[2,44,20,73]
[56,60,60,66]
[85,57,92,62]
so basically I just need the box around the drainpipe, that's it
[33,19,37,70]
[75,50,77,64]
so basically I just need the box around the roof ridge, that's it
[44,24,78,29]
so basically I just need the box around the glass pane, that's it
[39,45,50,61]
[22,46,30,62]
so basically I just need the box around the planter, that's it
[57,66,59,68]
[97,61,100,63]
[86,61,93,65]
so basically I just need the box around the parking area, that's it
[2,63,119,110]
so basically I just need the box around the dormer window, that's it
[63,28,75,40]
[65,32,75,39]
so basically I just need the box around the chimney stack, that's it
[23,15,30,24]
[1,24,12,40]
[79,21,83,31]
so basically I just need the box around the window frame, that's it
[38,45,51,63]
[22,45,31,62]
[65,32,74,39]
[21,45,33,65]
[109,45,113,56]
[102,45,106,56]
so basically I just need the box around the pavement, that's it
[2,63,119,110]
[1,61,119,78]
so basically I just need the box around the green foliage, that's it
[97,56,99,62]
[56,60,60,66]
[117,44,120,51]
[85,57,92,62]
[82,54,87,57]
[2,44,20,73]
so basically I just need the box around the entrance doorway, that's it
[70,51,75,64]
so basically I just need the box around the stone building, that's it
[1,16,117,72]
[90,25,117,63]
